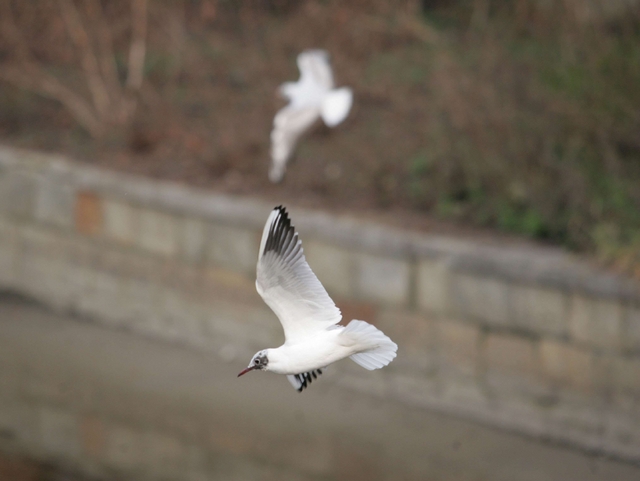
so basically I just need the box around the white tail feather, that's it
[321,87,353,127]
[342,320,397,370]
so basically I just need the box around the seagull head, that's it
[238,349,269,377]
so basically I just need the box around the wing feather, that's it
[297,49,334,90]
[286,369,324,392]
[256,207,341,343]
[269,106,319,182]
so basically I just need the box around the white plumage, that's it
[269,50,353,183]
[238,206,397,392]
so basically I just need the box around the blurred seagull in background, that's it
[269,50,353,183]
[238,206,397,392]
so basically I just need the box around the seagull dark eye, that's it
[254,359,260,365]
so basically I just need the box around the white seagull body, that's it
[269,49,353,183]
[238,206,397,392]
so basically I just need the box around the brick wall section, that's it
[0,145,639,463]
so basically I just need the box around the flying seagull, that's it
[269,49,353,183]
[238,206,397,391]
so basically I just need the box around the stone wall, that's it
[0,145,639,462]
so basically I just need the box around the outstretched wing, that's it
[297,49,334,91]
[256,207,341,343]
[269,105,319,182]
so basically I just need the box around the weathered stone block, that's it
[16,232,87,310]
[437,319,480,377]
[179,301,208,346]
[79,271,128,327]
[138,209,179,257]
[416,258,452,315]
[354,253,410,306]
[342,302,393,354]
[164,262,202,296]
[451,273,510,327]
[157,287,199,340]
[38,407,80,458]
[0,170,36,219]
[304,241,353,298]
[75,191,103,237]
[34,175,75,229]
[623,306,640,353]
[591,352,615,397]
[341,300,377,325]
[540,339,592,392]
[569,295,623,350]
[391,374,441,408]
[61,263,98,309]
[204,300,281,348]
[199,267,257,303]
[94,248,132,276]
[18,256,73,311]
[103,199,138,245]
[510,285,568,336]
[485,333,538,383]
[180,217,207,264]
[440,377,487,408]
[19,226,69,271]
[66,236,97,267]
[0,220,19,288]
[614,357,640,398]
[119,278,159,333]
[546,400,603,442]
[604,410,640,462]
[206,224,259,276]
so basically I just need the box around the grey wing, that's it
[256,207,341,343]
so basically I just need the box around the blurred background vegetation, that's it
[0,0,639,274]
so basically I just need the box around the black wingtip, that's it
[274,205,288,221]
[264,205,298,259]
[294,369,323,393]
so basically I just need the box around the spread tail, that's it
[342,320,397,370]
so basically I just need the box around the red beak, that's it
[237,366,254,377]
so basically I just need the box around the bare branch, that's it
[83,1,122,99]
[0,65,105,138]
[167,3,187,84]
[0,2,34,63]
[58,0,111,116]
[126,0,148,92]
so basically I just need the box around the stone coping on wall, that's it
[1,145,637,304]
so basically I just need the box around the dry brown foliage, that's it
[0,0,639,272]
[0,0,148,138]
